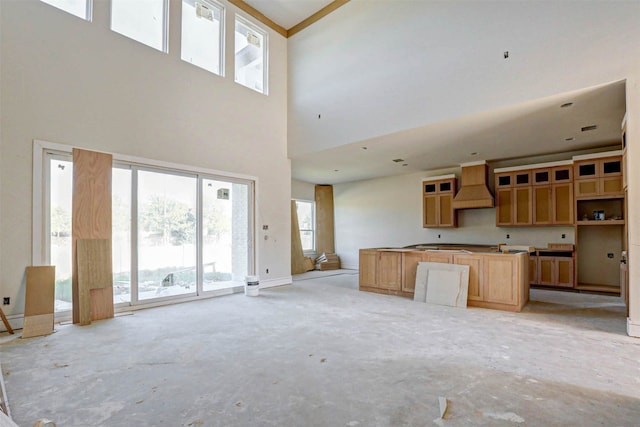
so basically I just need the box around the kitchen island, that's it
[359,244,529,312]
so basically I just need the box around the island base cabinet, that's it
[466,253,529,312]
[358,249,411,297]
[453,254,483,301]
[401,251,426,293]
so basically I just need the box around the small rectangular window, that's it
[235,16,268,94]
[295,200,315,253]
[41,0,92,21]
[111,0,168,52]
[181,0,224,75]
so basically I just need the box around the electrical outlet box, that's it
[262,225,268,230]
[3,297,9,305]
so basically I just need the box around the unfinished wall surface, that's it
[0,0,290,318]
[626,69,640,337]
[334,170,576,269]
[291,179,315,201]
[288,0,640,158]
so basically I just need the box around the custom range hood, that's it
[451,161,494,209]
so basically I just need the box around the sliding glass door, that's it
[137,169,198,301]
[45,147,254,313]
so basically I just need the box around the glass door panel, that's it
[137,170,197,300]
[202,179,249,291]
[112,167,132,304]
[49,156,73,312]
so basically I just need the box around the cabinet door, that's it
[576,161,598,179]
[555,258,574,288]
[537,256,555,285]
[438,194,455,227]
[483,256,517,305]
[424,252,453,264]
[575,179,599,198]
[378,252,401,290]
[454,254,483,301]
[359,250,378,288]
[401,252,425,293]
[533,169,551,186]
[496,188,513,226]
[529,255,538,285]
[601,176,623,196]
[552,166,572,183]
[552,183,573,224]
[533,186,552,225]
[514,186,532,225]
[424,195,438,227]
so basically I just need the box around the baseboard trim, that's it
[259,276,292,289]
[628,318,640,338]
[341,264,358,270]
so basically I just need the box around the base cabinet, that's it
[533,254,574,288]
[359,249,528,312]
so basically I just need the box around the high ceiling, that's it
[242,1,629,185]
[243,0,335,30]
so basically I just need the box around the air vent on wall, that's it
[581,125,598,132]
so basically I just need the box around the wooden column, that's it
[72,149,113,325]
[315,185,335,254]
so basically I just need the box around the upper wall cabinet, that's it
[574,155,623,199]
[423,176,457,228]
[495,162,573,227]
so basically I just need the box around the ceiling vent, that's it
[581,125,598,132]
[392,158,405,163]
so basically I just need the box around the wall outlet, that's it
[438,234,441,239]
[561,234,566,239]
[266,268,269,274]
[608,253,614,259]
[506,234,510,239]
[3,297,9,305]
[262,225,269,230]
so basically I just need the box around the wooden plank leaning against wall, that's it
[315,185,335,255]
[72,149,114,325]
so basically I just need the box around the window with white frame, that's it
[111,0,168,52]
[234,16,268,94]
[181,0,224,75]
[40,0,92,21]
[295,200,315,253]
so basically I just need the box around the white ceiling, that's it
[291,81,626,184]
[243,0,335,29]
[243,1,631,186]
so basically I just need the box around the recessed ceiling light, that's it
[561,102,573,108]
[581,125,598,132]
[392,158,405,163]
[565,137,575,141]
[361,147,368,150]
[470,152,478,156]
[334,169,339,172]
[402,164,408,167]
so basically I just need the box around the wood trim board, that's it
[315,185,335,255]
[23,266,55,338]
[72,149,114,325]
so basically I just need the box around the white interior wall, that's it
[627,68,640,337]
[291,179,315,201]
[0,0,289,317]
[334,170,575,269]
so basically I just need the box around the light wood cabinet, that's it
[424,251,453,264]
[499,165,573,226]
[574,156,623,198]
[401,251,425,293]
[453,254,483,301]
[359,249,528,311]
[529,255,538,285]
[423,177,457,228]
[359,249,378,288]
[378,251,402,291]
[495,172,532,226]
[537,255,574,288]
[483,256,519,305]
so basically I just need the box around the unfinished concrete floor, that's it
[1,271,639,426]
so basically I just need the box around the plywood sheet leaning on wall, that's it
[315,185,335,255]
[291,200,309,274]
[72,149,113,325]
[77,239,113,325]
[23,266,55,338]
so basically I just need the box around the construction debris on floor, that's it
[315,252,341,270]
